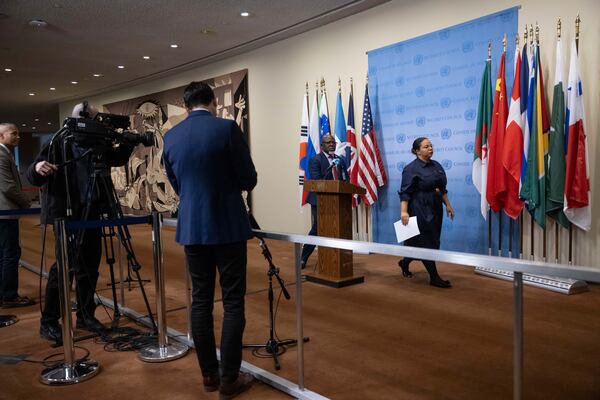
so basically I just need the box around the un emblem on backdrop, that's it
[441,128,452,140]
[462,41,474,52]
[396,133,406,144]
[415,86,425,97]
[440,65,451,77]
[464,141,474,154]
[442,159,452,170]
[395,76,405,87]
[413,54,423,65]
[395,105,405,115]
[396,161,407,172]
[416,116,426,127]
[464,109,476,121]
[439,30,450,40]
[465,174,473,186]
[440,97,451,108]
[464,76,476,88]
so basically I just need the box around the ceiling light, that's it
[48,122,52,125]
[28,93,35,96]
[34,118,39,122]
[240,11,250,17]
[32,127,37,130]
[71,81,78,84]
[143,56,150,60]
[28,19,48,28]
[117,65,125,69]
[170,44,178,48]
[21,124,26,127]
[4,68,12,72]
[93,73,102,77]
[49,87,56,91]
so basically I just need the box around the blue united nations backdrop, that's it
[367,8,518,255]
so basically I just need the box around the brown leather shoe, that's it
[219,372,254,400]
[203,374,220,392]
[2,296,35,308]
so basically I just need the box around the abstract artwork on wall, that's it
[104,69,249,215]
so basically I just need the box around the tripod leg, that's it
[102,224,121,328]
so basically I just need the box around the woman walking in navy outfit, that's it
[398,137,455,288]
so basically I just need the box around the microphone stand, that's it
[243,213,309,370]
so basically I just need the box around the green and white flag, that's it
[546,38,570,228]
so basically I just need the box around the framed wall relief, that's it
[104,69,249,215]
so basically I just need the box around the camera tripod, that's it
[72,153,156,332]
[242,214,309,370]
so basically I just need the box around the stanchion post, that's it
[513,271,524,400]
[40,218,100,385]
[294,242,305,390]
[139,212,188,362]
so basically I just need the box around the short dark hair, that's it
[411,137,429,155]
[183,81,215,109]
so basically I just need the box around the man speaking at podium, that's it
[300,134,348,269]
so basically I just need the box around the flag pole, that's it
[536,22,546,262]
[487,41,492,257]
[530,214,535,260]
[554,19,561,264]
[568,15,580,266]
[350,77,360,238]
[497,34,507,258]
[519,27,526,261]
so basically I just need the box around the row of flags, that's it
[472,29,591,232]
[298,80,387,208]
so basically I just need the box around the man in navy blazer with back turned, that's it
[163,81,256,399]
[300,134,348,269]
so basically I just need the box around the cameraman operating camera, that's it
[27,102,135,344]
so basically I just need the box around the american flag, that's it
[357,83,387,205]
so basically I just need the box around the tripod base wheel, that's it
[138,342,189,363]
[40,360,100,385]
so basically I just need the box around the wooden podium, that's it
[303,180,366,288]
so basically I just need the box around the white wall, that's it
[60,0,600,267]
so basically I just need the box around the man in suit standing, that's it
[0,123,33,308]
[163,82,257,399]
[300,134,348,269]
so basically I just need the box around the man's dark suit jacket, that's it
[306,152,348,206]
[163,110,257,245]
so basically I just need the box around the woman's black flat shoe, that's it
[397,260,412,278]
[430,278,451,288]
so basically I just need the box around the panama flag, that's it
[298,90,310,206]
[564,39,591,231]
[346,88,359,207]
[472,58,493,219]
[502,45,525,219]
[333,90,348,159]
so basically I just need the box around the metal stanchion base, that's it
[40,360,100,385]
[138,342,188,363]
[0,315,17,328]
